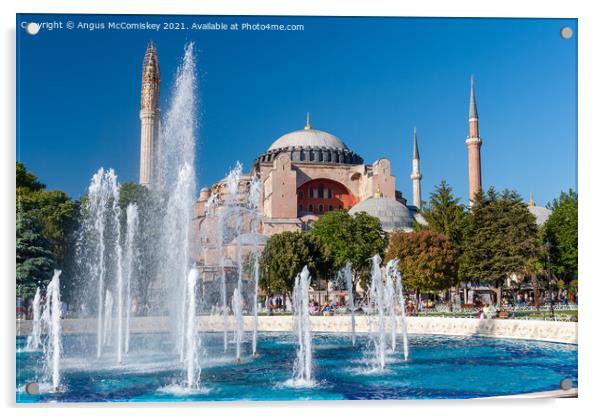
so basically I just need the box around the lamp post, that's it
[544,241,555,320]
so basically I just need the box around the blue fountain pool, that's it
[16,332,577,402]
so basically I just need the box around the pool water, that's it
[16,332,577,402]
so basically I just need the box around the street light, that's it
[544,241,555,320]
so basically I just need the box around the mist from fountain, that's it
[26,287,41,351]
[41,270,62,392]
[368,255,386,370]
[291,266,313,386]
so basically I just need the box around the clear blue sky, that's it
[16,14,577,207]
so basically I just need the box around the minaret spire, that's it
[139,41,161,188]
[411,127,422,210]
[466,75,483,206]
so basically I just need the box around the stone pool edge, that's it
[16,316,577,345]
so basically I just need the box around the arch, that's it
[296,178,357,217]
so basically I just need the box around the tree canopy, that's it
[542,189,578,279]
[259,231,330,295]
[416,180,467,247]
[16,208,55,298]
[459,188,539,288]
[310,210,387,289]
[385,229,459,293]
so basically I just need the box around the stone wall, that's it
[17,316,577,344]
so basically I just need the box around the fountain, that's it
[368,255,386,370]
[340,262,356,346]
[384,266,397,352]
[387,259,409,361]
[291,266,313,386]
[103,290,113,346]
[113,193,124,364]
[83,168,120,358]
[154,42,198,360]
[123,203,139,354]
[248,175,262,355]
[41,270,62,392]
[184,269,200,389]
[26,287,41,350]
[232,288,244,362]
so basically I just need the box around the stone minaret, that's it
[139,42,160,188]
[466,76,482,206]
[410,127,422,209]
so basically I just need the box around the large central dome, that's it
[268,128,349,152]
[254,114,363,167]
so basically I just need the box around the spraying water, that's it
[26,287,41,350]
[232,288,244,362]
[124,204,139,354]
[184,269,200,389]
[154,42,198,357]
[112,188,124,364]
[248,175,262,355]
[291,266,313,385]
[384,266,397,352]
[85,168,119,358]
[41,270,62,392]
[340,263,356,346]
[387,259,409,361]
[103,290,113,346]
[368,255,386,370]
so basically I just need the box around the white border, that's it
[2,1,601,415]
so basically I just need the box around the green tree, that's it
[542,189,578,280]
[259,231,330,297]
[310,210,387,290]
[460,188,539,304]
[16,162,45,195]
[416,180,467,246]
[19,190,80,264]
[385,230,459,298]
[16,208,55,298]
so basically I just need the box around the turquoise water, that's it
[16,332,577,402]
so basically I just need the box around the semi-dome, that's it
[348,197,415,232]
[268,128,348,152]
[528,205,552,226]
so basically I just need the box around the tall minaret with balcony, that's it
[411,127,422,209]
[139,42,160,188]
[466,76,482,206]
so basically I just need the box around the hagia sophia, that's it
[137,43,551,295]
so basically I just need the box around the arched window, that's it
[318,184,324,198]
[309,188,314,199]
[319,204,324,213]
[308,204,314,212]
[328,205,333,211]
[327,188,333,199]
